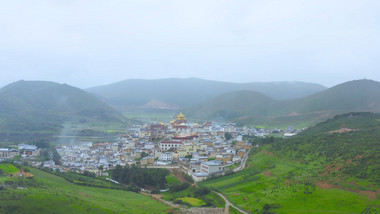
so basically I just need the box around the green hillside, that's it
[201,112,380,213]
[188,79,380,127]
[0,80,125,134]
[294,79,380,113]
[86,78,326,110]
[0,166,171,213]
[186,90,281,120]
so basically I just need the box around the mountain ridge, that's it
[187,79,380,126]
[86,78,327,110]
[0,80,125,134]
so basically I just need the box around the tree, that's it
[141,152,148,158]
[194,187,210,197]
[225,132,232,141]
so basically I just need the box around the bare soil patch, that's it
[171,169,187,183]
[263,171,273,177]
[262,151,275,156]
[317,181,379,200]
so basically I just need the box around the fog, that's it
[1,0,380,88]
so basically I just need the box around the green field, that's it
[178,197,206,206]
[0,167,171,213]
[0,163,19,174]
[201,149,380,213]
[161,185,225,208]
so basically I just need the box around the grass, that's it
[201,149,380,213]
[0,167,171,213]
[52,171,121,188]
[161,186,225,208]
[226,162,240,170]
[229,206,240,214]
[178,197,206,207]
[0,163,20,174]
[166,174,181,185]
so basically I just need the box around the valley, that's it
[0,79,379,214]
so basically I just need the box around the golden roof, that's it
[176,112,186,120]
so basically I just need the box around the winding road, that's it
[218,148,251,213]
[233,149,251,172]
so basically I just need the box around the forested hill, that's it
[262,112,380,185]
[86,78,326,110]
[0,80,124,134]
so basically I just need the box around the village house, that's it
[200,160,224,175]
[159,141,182,151]
[159,152,173,162]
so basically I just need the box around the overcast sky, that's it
[1,0,379,88]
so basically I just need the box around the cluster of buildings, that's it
[0,144,40,160]
[57,113,259,180]
[1,113,303,182]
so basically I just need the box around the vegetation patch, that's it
[166,174,181,186]
[112,165,169,189]
[0,167,170,213]
[177,197,206,207]
[161,186,225,208]
[202,147,380,213]
[0,163,19,174]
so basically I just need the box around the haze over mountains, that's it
[0,80,123,134]
[86,78,327,110]
[0,78,379,134]
[187,79,380,126]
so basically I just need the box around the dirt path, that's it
[213,191,249,214]
[171,169,187,183]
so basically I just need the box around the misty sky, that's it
[1,0,380,88]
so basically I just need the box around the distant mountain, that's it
[86,78,326,110]
[186,90,280,121]
[187,79,380,126]
[0,80,124,134]
[293,79,380,113]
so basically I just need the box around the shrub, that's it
[170,182,190,192]
[194,187,210,198]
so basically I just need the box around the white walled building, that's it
[159,141,182,151]
[159,152,173,162]
[200,160,224,175]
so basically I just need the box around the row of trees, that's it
[112,165,169,189]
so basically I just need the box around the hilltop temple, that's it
[171,112,187,126]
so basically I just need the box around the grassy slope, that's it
[0,168,170,214]
[201,150,380,213]
[0,163,19,174]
